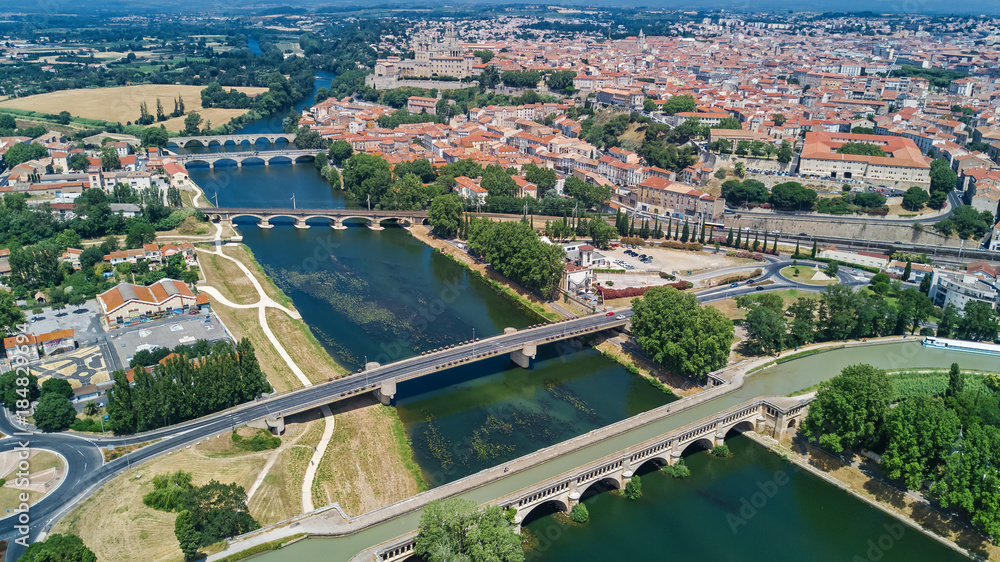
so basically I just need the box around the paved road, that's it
[0,311,630,559]
[0,268,857,560]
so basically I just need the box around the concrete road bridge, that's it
[166,133,296,148]
[173,149,324,168]
[367,395,812,562]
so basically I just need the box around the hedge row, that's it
[595,281,692,299]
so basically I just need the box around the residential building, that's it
[96,278,209,328]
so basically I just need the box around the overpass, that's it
[166,133,296,148]
[368,395,812,562]
[173,149,324,168]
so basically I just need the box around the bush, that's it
[662,462,691,479]
[620,236,646,246]
[717,268,763,286]
[569,503,589,523]
[711,444,730,457]
[69,418,104,432]
[623,475,642,500]
[232,429,281,451]
[658,272,676,280]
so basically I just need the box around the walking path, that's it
[301,404,336,512]
[196,222,339,515]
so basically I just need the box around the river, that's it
[183,77,980,560]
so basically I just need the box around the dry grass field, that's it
[0,85,266,131]
[311,397,422,516]
[53,418,321,562]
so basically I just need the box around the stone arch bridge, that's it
[172,149,324,168]
[370,395,812,561]
[166,133,296,148]
[209,208,429,230]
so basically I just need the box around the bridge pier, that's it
[330,219,347,230]
[257,220,274,229]
[294,218,309,229]
[510,343,536,369]
[367,220,384,231]
[376,380,396,406]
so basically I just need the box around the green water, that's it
[395,344,674,486]
[255,343,985,562]
[523,435,968,562]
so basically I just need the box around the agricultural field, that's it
[0,84,266,131]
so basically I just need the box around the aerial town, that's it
[0,4,998,562]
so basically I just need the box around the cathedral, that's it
[368,23,478,89]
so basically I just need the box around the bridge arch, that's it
[680,437,715,457]
[726,420,755,437]
[580,476,621,500]
[520,498,570,526]
[635,456,670,473]
[180,139,208,148]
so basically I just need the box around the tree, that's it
[126,220,156,248]
[141,127,170,148]
[0,291,25,334]
[382,173,424,211]
[776,141,794,164]
[20,533,96,562]
[563,177,610,209]
[428,194,463,238]
[3,142,49,169]
[936,304,959,338]
[343,153,392,205]
[680,219,690,243]
[957,300,998,341]
[772,113,787,126]
[630,286,734,379]
[589,218,617,249]
[661,94,696,115]
[569,503,589,523]
[931,423,1000,539]
[769,182,817,211]
[946,362,965,397]
[744,306,787,355]
[33,392,77,432]
[182,112,203,136]
[726,228,733,247]
[901,260,912,282]
[801,363,892,453]
[0,370,39,411]
[415,498,523,562]
[41,377,73,399]
[787,297,818,345]
[175,510,200,562]
[929,159,957,194]
[179,480,259,545]
[473,49,494,63]
[902,186,929,211]
[480,165,517,198]
[880,395,960,490]
[825,261,839,278]
[623,475,642,500]
[0,114,15,130]
[68,153,91,171]
[734,162,745,178]
[329,140,353,165]
[99,145,121,171]
[293,126,327,149]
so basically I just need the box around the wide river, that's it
[180,94,982,560]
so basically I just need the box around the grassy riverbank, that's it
[595,339,697,398]
[196,244,346,391]
[409,225,561,322]
[311,396,424,515]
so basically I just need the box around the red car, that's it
[606,311,615,316]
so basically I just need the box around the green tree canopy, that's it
[630,286,734,378]
[428,193,464,238]
[880,395,961,490]
[415,499,523,562]
[33,392,77,432]
[801,363,892,452]
[20,533,96,562]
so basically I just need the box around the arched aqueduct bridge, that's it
[210,207,430,230]
[172,148,324,169]
[365,395,812,562]
[165,133,297,148]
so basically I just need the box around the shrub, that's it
[620,236,646,246]
[231,429,281,451]
[606,281,614,287]
[659,240,703,251]
[711,444,730,457]
[662,462,691,479]
[594,282,690,300]
[69,418,104,433]
[623,475,642,500]
[658,271,676,280]
[717,269,763,286]
[569,503,590,523]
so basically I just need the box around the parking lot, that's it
[106,313,230,368]
[24,301,103,344]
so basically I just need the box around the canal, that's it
[251,343,986,562]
